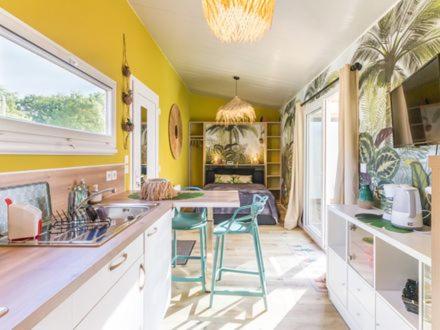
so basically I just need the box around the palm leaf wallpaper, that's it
[280,0,440,223]
[205,123,265,165]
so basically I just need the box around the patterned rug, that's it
[289,243,328,293]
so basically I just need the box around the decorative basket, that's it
[140,179,178,201]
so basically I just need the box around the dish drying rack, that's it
[48,208,111,235]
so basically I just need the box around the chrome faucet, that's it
[76,187,116,210]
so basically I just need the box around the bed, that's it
[204,166,278,225]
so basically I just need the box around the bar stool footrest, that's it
[212,289,265,297]
[218,267,259,276]
[172,275,204,283]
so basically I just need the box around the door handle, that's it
[0,307,8,318]
[139,263,146,290]
[109,252,128,271]
[147,227,158,237]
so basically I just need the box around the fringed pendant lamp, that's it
[216,76,256,124]
[202,0,275,43]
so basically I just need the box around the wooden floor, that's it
[165,224,347,329]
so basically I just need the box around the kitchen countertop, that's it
[0,190,240,329]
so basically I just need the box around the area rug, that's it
[176,240,196,266]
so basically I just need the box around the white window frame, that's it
[0,8,117,155]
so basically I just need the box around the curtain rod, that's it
[300,62,362,107]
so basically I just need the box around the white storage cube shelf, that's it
[326,205,432,330]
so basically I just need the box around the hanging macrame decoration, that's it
[121,34,133,149]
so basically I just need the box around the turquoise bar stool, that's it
[171,186,207,292]
[210,194,269,309]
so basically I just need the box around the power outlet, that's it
[111,170,117,181]
[360,163,367,173]
[106,171,112,182]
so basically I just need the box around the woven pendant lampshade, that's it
[202,0,275,43]
[216,76,256,124]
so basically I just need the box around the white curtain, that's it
[284,102,304,229]
[333,64,359,205]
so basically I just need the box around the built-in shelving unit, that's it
[188,121,205,187]
[327,204,432,330]
[265,122,281,201]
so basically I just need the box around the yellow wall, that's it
[0,0,190,187]
[189,93,280,122]
[0,1,280,189]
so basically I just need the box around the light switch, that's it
[106,171,112,182]
[111,170,117,181]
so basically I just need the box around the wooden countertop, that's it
[0,199,173,329]
[105,190,240,208]
[0,189,240,329]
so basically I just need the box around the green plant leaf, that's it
[360,132,374,164]
[409,160,430,210]
[374,146,400,180]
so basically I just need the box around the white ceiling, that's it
[129,0,398,108]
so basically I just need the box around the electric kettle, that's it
[391,185,423,229]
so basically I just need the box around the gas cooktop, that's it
[0,203,158,247]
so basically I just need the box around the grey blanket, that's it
[203,183,278,223]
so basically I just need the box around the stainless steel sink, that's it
[98,203,158,221]
[0,202,159,247]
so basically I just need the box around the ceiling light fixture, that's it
[202,0,275,43]
[216,76,256,124]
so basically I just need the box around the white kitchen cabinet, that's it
[327,248,347,307]
[75,256,144,330]
[144,210,172,330]
[34,209,173,330]
[33,295,74,330]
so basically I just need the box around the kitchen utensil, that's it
[391,185,423,229]
[85,206,98,221]
[96,206,108,221]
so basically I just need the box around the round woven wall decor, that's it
[168,104,182,159]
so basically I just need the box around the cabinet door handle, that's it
[349,254,356,261]
[139,263,146,290]
[109,252,128,271]
[0,307,8,318]
[350,224,357,231]
[147,227,158,237]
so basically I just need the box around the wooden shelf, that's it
[267,136,281,138]
[267,175,280,178]
[267,148,280,151]
[267,162,280,165]
[268,187,281,190]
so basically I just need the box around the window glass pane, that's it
[0,34,107,134]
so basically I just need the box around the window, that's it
[0,9,116,154]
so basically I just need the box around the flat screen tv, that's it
[390,54,440,147]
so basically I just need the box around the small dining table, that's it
[172,189,240,253]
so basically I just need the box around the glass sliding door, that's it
[304,102,324,246]
[304,89,339,248]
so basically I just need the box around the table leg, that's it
[205,207,214,292]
